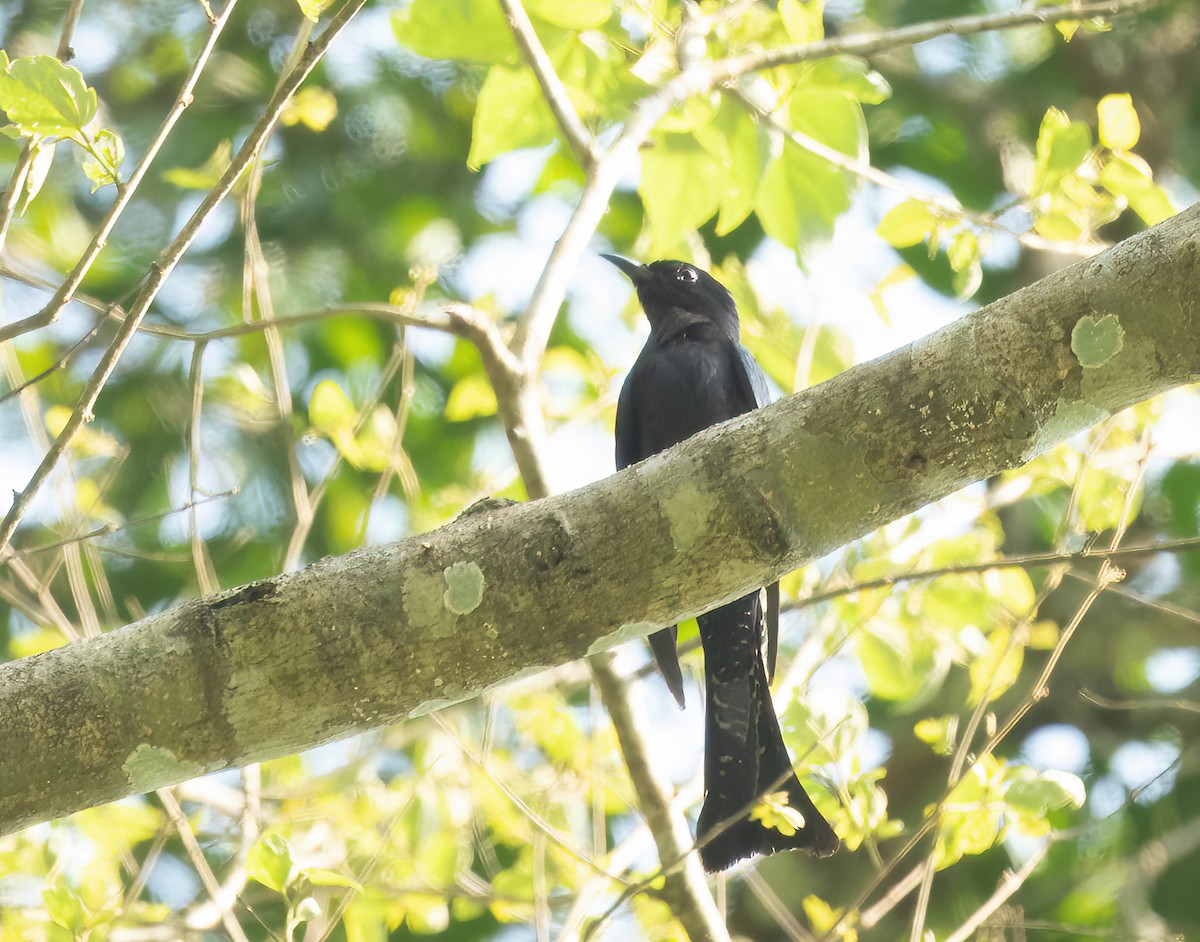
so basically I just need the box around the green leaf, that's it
[1099,153,1175,226]
[947,230,982,298]
[43,884,87,933]
[778,0,825,43]
[302,868,364,892]
[802,56,891,105]
[1032,211,1082,242]
[789,85,865,159]
[877,199,942,248]
[857,621,945,704]
[525,0,611,29]
[750,790,808,836]
[281,87,338,132]
[704,102,761,235]
[392,0,514,64]
[468,63,557,169]
[1097,92,1140,151]
[914,715,958,756]
[296,0,336,23]
[0,53,98,139]
[1005,768,1086,817]
[639,131,724,252]
[310,379,357,433]
[445,373,498,421]
[18,138,56,212]
[163,139,232,190]
[967,626,1024,705]
[248,834,294,892]
[756,139,848,252]
[81,127,125,191]
[1031,107,1091,195]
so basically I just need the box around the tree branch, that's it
[1,202,1197,836]
[507,0,1156,373]
[0,0,369,556]
[0,0,240,346]
[497,0,595,169]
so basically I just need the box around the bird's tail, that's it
[695,594,839,873]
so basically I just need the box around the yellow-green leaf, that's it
[469,63,557,169]
[248,834,293,892]
[639,131,723,252]
[445,373,498,421]
[296,0,336,22]
[392,0,514,64]
[310,379,357,433]
[877,199,942,248]
[281,87,338,132]
[163,139,232,190]
[1097,92,1139,151]
[0,53,98,138]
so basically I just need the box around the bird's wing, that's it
[614,357,687,707]
[734,343,773,410]
[614,367,639,472]
[732,343,781,680]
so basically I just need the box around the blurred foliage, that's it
[1,0,1199,940]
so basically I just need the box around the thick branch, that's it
[1,204,1198,835]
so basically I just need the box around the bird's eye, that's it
[676,267,698,283]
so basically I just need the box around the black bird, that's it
[605,254,839,873]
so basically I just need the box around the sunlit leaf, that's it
[281,86,338,132]
[392,0,514,64]
[248,834,294,892]
[877,199,943,249]
[445,373,498,421]
[162,139,232,190]
[0,53,98,138]
[639,131,724,251]
[469,63,557,169]
[81,127,125,191]
[778,0,825,43]
[1097,93,1140,151]
[296,0,336,22]
[525,0,611,29]
[1031,107,1091,195]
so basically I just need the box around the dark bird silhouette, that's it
[605,254,839,872]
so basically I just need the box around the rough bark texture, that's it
[1,204,1198,836]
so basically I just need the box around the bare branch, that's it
[713,0,1157,82]
[0,0,371,557]
[589,653,731,942]
[943,841,1053,942]
[497,0,595,168]
[0,0,241,345]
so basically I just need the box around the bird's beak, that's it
[601,254,647,286]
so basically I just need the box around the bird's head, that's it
[602,255,738,334]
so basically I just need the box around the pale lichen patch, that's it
[657,478,715,551]
[123,744,205,793]
[1027,397,1110,460]
[1071,313,1125,368]
[443,561,485,615]
[403,567,454,638]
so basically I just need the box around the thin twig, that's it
[497,0,595,168]
[713,0,1156,81]
[0,0,241,345]
[507,0,1154,374]
[943,840,1053,942]
[159,788,252,942]
[0,0,369,557]
[787,536,1200,611]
